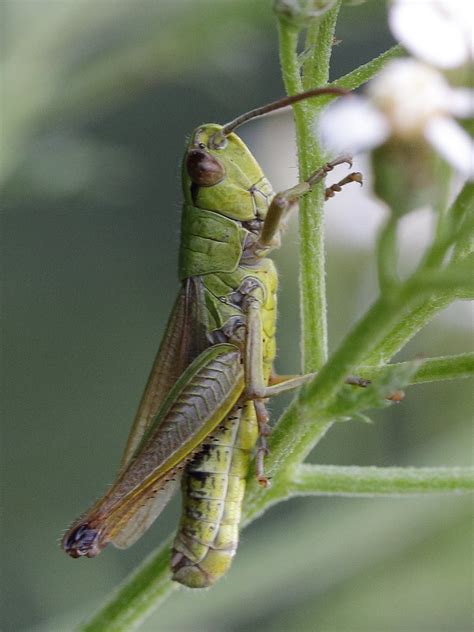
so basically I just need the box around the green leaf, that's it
[325,44,404,96]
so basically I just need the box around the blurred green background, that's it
[2,1,472,631]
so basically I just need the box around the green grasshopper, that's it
[62,87,365,588]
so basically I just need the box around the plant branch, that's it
[363,293,454,366]
[80,537,176,632]
[278,6,341,373]
[366,182,474,364]
[282,42,405,112]
[284,464,474,497]
[302,3,341,90]
[330,44,404,91]
[359,353,474,385]
[452,183,474,263]
[376,214,400,294]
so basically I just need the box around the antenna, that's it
[221,86,347,136]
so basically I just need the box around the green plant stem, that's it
[365,183,474,365]
[364,293,454,366]
[452,183,474,262]
[277,22,406,377]
[278,7,341,373]
[330,44,403,88]
[277,22,303,94]
[285,464,474,496]
[376,215,400,294]
[302,265,473,406]
[303,292,406,404]
[360,353,474,385]
[303,4,341,89]
[419,185,473,272]
[307,43,405,109]
[80,537,176,632]
[412,266,474,294]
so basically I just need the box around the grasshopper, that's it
[62,87,365,588]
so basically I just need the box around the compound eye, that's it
[186,149,225,186]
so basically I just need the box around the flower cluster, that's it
[321,0,474,186]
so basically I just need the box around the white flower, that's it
[320,96,390,153]
[389,0,474,69]
[320,59,474,179]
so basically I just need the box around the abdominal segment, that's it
[171,401,258,588]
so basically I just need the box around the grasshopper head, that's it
[183,123,272,222]
[182,88,347,223]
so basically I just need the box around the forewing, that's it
[120,277,208,468]
[106,344,245,548]
[110,278,208,548]
[111,469,181,549]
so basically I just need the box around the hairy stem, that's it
[278,6,341,372]
[285,464,474,497]
[80,537,176,632]
[328,44,403,91]
[360,353,474,385]
[376,215,400,294]
[366,182,474,364]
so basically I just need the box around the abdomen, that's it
[171,401,258,587]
